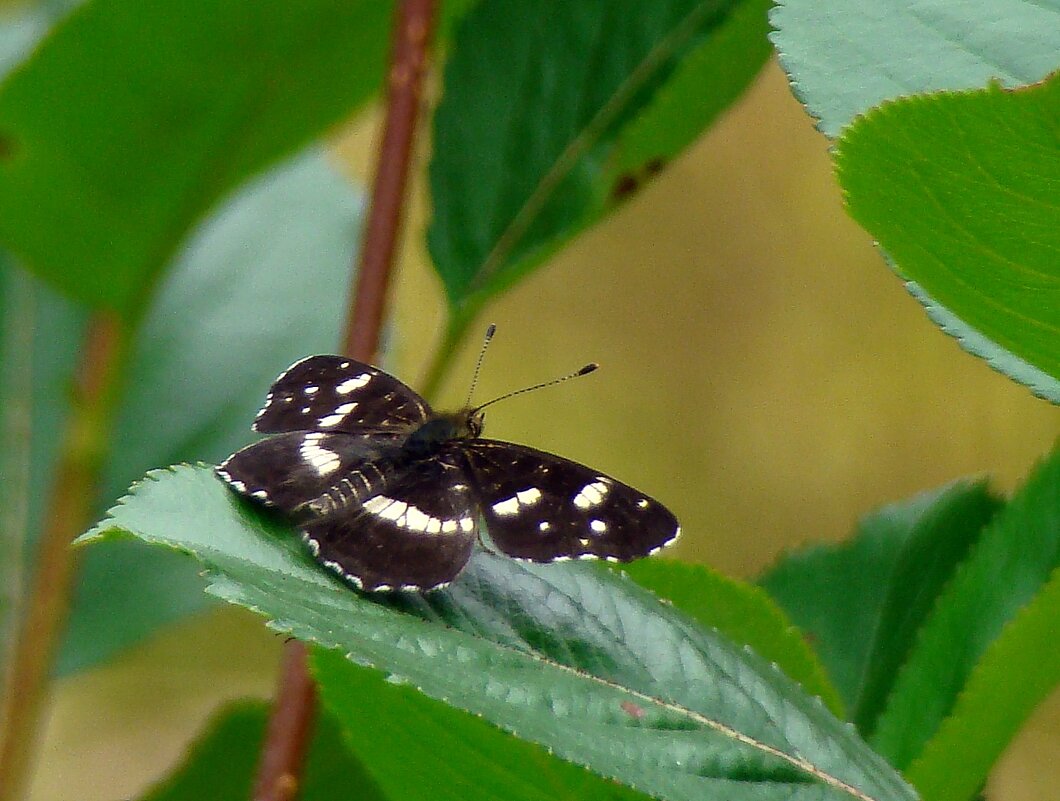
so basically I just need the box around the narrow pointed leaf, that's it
[84,465,919,801]
[905,567,1060,801]
[871,449,1060,771]
[759,481,1000,720]
[429,0,763,315]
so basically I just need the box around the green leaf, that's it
[905,567,1060,801]
[770,1,1060,400]
[835,77,1060,401]
[137,701,386,801]
[428,0,762,319]
[0,260,34,676]
[609,0,771,179]
[620,559,845,716]
[0,0,390,316]
[84,465,919,801]
[770,0,1060,137]
[759,481,1001,722]
[56,150,363,674]
[905,280,1060,406]
[870,448,1060,773]
[313,649,648,801]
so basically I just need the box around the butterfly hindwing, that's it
[301,450,478,591]
[253,355,430,435]
[459,440,680,563]
[217,431,394,515]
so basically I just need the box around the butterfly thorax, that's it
[404,410,483,458]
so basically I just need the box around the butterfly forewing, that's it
[458,440,680,563]
[302,450,478,591]
[253,355,430,435]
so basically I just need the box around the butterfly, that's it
[217,343,679,592]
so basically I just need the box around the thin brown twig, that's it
[343,0,437,363]
[252,2,438,800]
[0,312,127,801]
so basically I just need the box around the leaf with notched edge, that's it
[84,464,919,801]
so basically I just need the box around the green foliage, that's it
[836,77,1060,399]
[770,0,1060,400]
[0,0,390,316]
[770,0,1060,137]
[762,450,1060,800]
[3,0,1057,797]
[312,649,648,801]
[759,482,1000,721]
[870,450,1060,774]
[83,465,917,801]
[137,701,384,801]
[905,568,1060,801]
[36,152,361,674]
[427,0,769,336]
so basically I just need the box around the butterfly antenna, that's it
[472,362,598,414]
[464,323,497,408]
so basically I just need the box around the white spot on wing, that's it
[304,385,319,395]
[300,432,341,476]
[636,498,649,509]
[590,519,607,533]
[539,521,551,532]
[493,487,543,517]
[573,480,609,509]
[492,497,520,517]
[319,401,359,428]
[363,495,456,536]
[337,374,372,394]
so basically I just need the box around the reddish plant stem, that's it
[0,312,126,801]
[343,0,437,362]
[252,3,437,800]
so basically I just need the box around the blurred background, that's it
[29,60,1059,800]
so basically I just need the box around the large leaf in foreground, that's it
[58,151,362,674]
[759,481,999,721]
[429,0,762,319]
[0,0,388,315]
[836,77,1060,401]
[84,465,918,801]
[871,449,1060,773]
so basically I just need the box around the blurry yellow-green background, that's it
[31,61,1059,800]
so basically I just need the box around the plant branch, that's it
[0,311,128,801]
[343,0,437,362]
[252,2,438,800]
